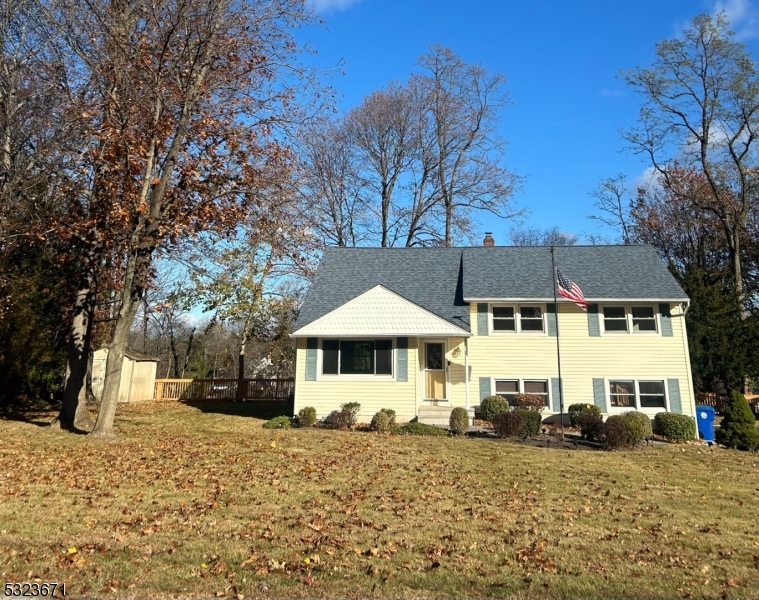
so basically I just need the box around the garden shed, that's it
[92,348,159,403]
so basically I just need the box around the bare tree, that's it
[588,174,633,244]
[344,82,417,247]
[300,45,521,249]
[623,12,759,298]
[299,119,367,247]
[417,44,521,245]
[508,225,578,247]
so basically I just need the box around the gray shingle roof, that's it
[295,247,469,332]
[462,245,688,301]
[293,245,688,332]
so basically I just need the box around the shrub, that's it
[492,412,523,438]
[370,409,397,432]
[480,395,509,422]
[575,413,604,441]
[620,411,653,446]
[398,422,448,436]
[510,393,545,412]
[568,403,602,427]
[297,407,317,427]
[599,418,627,450]
[654,412,696,442]
[715,391,759,450]
[449,407,470,435]
[263,415,292,429]
[325,409,351,430]
[513,408,541,437]
[340,402,361,428]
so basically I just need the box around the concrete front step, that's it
[417,406,474,427]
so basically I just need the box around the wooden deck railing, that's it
[696,392,759,417]
[154,378,294,402]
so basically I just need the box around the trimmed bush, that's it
[575,413,604,441]
[370,409,397,432]
[326,409,351,430]
[297,407,317,427]
[654,412,696,442]
[715,391,759,450]
[492,412,523,438]
[513,408,541,437]
[449,407,470,435]
[510,393,545,412]
[620,411,653,446]
[599,418,627,450]
[480,395,509,422]
[263,415,292,429]
[340,402,361,428]
[398,422,448,436]
[568,403,602,427]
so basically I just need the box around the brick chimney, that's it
[483,232,495,247]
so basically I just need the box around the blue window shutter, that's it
[479,377,491,402]
[305,338,318,381]
[551,377,562,412]
[587,304,600,337]
[477,303,488,336]
[396,337,408,382]
[593,378,607,412]
[546,303,557,337]
[667,378,682,413]
[659,303,673,337]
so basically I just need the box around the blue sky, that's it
[299,0,759,244]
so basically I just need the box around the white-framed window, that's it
[601,305,658,334]
[493,378,550,408]
[321,339,393,376]
[607,379,667,410]
[490,304,545,334]
[492,306,516,331]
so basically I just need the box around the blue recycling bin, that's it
[695,405,716,442]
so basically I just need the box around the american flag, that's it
[557,268,587,310]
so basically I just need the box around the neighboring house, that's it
[290,239,695,426]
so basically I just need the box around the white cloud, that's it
[308,0,362,13]
[711,0,759,39]
[633,165,660,191]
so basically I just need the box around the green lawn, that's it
[1,401,758,599]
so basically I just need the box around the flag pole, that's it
[550,247,564,441]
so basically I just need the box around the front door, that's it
[424,341,447,401]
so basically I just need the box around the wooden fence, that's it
[154,378,294,402]
[696,392,759,417]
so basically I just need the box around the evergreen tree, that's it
[715,391,759,451]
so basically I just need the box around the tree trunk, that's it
[169,318,181,378]
[55,257,96,431]
[445,198,452,247]
[181,327,195,377]
[236,318,250,399]
[90,251,144,437]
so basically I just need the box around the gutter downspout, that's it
[464,338,470,413]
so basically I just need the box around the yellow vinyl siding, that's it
[468,303,695,416]
[447,338,468,407]
[294,337,420,423]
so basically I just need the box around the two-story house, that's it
[290,241,695,426]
